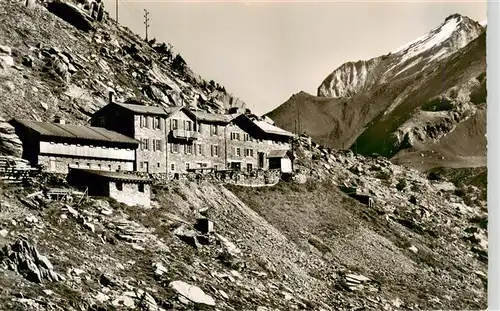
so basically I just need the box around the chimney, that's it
[109,91,114,104]
[54,116,66,124]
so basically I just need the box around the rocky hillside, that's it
[0,136,487,310]
[0,0,245,156]
[267,14,486,171]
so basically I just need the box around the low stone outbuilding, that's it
[267,149,292,173]
[67,168,152,208]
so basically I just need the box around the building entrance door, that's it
[258,152,265,168]
[230,162,241,171]
[49,159,56,172]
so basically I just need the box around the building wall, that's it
[165,118,291,173]
[134,114,168,174]
[226,123,290,171]
[39,142,135,161]
[109,181,151,208]
[39,155,134,174]
[89,105,293,175]
[166,110,227,174]
[92,105,169,174]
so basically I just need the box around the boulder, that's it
[46,1,95,33]
[0,55,14,67]
[169,280,216,306]
[0,238,63,283]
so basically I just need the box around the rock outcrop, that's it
[0,238,63,283]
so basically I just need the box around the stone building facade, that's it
[90,100,295,176]
[164,109,294,174]
[91,101,169,174]
[67,168,152,208]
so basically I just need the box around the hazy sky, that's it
[102,0,486,115]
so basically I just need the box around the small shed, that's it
[67,168,152,208]
[267,150,292,173]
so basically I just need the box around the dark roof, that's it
[12,119,139,145]
[187,110,241,123]
[69,168,153,183]
[114,102,168,116]
[267,149,289,158]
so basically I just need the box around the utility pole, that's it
[115,0,118,23]
[144,9,150,41]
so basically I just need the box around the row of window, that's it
[231,132,253,142]
[140,138,163,151]
[49,142,131,151]
[115,182,145,193]
[139,140,257,159]
[170,119,194,131]
[170,119,221,136]
[233,147,254,157]
[170,143,220,157]
[139,116,163,130]
[73,162,122,171]
[174,162,214,171]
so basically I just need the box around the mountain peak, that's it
[317,13,484,99]
[445,13,464,22]
[391,14,471,55]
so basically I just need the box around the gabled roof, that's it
[11,119,139,145]
[267,149,289,158]
[253,120,295,137]
[113,102,168,116]
[69,168,152,184]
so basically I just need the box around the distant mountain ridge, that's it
[317,14,484,98]
[267,14,486,171]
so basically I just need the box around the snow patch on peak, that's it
[392,15,461,58]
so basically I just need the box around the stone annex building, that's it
[10,97,295,177]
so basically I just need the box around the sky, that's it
[102,0,486,115]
